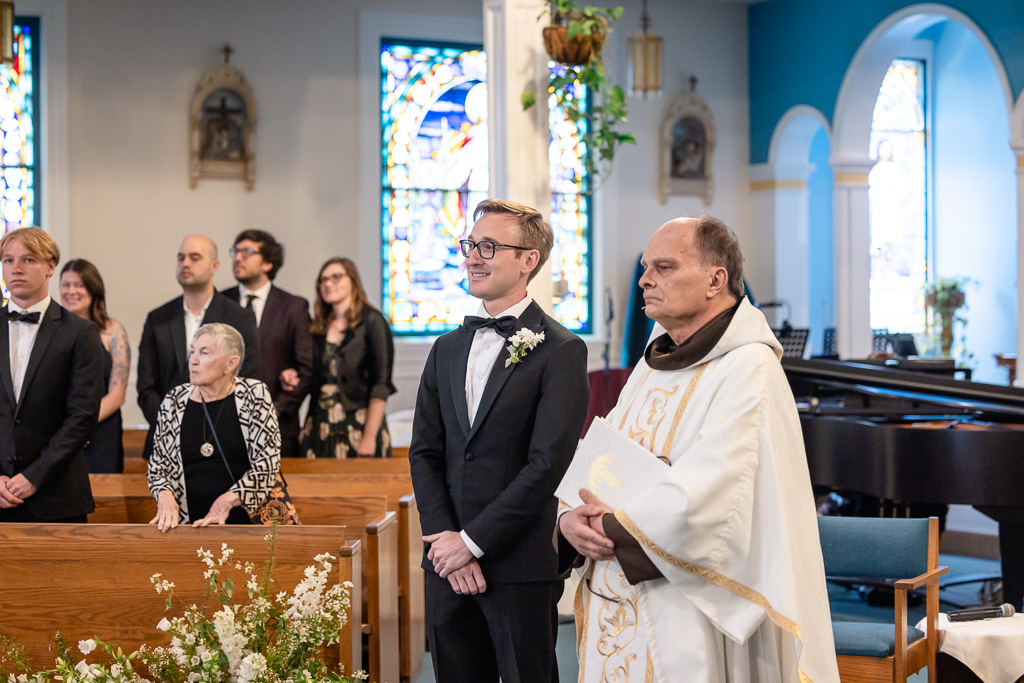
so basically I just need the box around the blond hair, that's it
[0,227,60,265]
[472,199,553,282]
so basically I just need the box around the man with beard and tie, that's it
[223,230,312,458]
[409,199,589,683]
[136,234,259,458]
[0,227,103,523]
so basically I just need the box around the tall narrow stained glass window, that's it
[548,63,591,333]
[1,18,39,237]
[380,39,592,335]
[868,58,928,334]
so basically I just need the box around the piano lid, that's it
[782,357,1024,419]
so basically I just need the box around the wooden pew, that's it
[0,524,361,676]
[398,495,425,683]
[87,477,404,683]
[120,448,411,475]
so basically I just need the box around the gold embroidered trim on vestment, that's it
[613,510,814,683]
[619,369,654,431]
[575,571,590,682]
[644,647,654,683]
[659,364,706,461]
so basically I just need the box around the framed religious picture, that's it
[189,45,257,190]
[659,93,715,204]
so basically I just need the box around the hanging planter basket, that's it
[542,13,606,66]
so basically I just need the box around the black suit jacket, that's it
[409,301,589,584]
[222,285,313,458]
[136,291,259,457]
[0,300,103,520]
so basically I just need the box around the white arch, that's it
[833,3,1013,162]
[1011,90,1024,150]
[768,104,831,171]
[830,3,1016,359]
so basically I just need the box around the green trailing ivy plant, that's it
[521,1,635,187]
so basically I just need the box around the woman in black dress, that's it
[148,323,281,531]
[297,258,396,458]
[59,259,130,473]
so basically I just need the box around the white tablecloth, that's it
[916,613,1024,683]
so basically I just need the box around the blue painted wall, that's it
[930,20,1017,382]
[749,0,1024,164]
[806,127,834,355]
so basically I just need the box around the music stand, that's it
[773,327,810,358]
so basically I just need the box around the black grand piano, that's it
[783,357,1024,607]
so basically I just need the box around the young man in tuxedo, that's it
[223,229,312,458]
[409,199,589,683]
[0,228,103,523]
[136,234,259,458]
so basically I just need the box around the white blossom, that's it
[157,617,172,631]
[77,639,96,655]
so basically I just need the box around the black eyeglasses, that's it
[229,247,262,259]
[318,272,347,286]
[459,239,530,259]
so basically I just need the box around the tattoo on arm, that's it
[108,322,131,392]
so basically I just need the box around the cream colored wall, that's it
[55,0,752,427]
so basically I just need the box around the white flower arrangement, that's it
[0,529,369,683]
[505,328,545,367]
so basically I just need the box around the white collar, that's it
[10,295,51,316]
[239,279,272,302]
[476,296,533,321]
[183,293,214,317]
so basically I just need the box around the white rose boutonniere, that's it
[505,328,545,367]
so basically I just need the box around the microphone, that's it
[948,603,1015,622]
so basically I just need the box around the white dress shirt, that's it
[183,293,213,348]
[8,296,51,400]
[237,280,272,327]
[461,296,533,558]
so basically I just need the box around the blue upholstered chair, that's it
[818,516,948,683]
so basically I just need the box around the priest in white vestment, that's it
[558,216,839,683]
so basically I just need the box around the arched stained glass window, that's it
[380,40,591,335]
[1,18,39,237]
[868,58,928,334]
[381,40,489,335]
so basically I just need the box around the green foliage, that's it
[524,0,634,185]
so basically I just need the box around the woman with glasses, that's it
[297,258,396,458]
[59,259,131,473]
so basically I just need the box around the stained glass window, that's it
[1,19,39,237]
[868,58,928,334]
[380,40,591,335]
[548,63,591,333]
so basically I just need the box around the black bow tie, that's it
[6,310,40,324]
[463,315,517,338]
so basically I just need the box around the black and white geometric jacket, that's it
[147,378,281,523]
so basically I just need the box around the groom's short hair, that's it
[473,199,553,283]
[0,226,61,265]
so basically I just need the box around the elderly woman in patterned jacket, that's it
[149,323,280,531]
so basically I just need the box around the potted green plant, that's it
[924,276,971,358]
[521,0,635,185]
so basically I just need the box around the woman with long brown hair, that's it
[296,258,395,458]
[59,258,130,472]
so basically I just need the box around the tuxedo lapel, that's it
[170,296,189,375]
[467,302,545,441]
[0,307,15,406]
[15,301,62,416]
[449,327,473,437]
[260,287,281,342]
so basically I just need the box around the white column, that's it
[748,163,815,330]
[483,0,554,311]
[1015,149,1024,384]
[832,160,874,359]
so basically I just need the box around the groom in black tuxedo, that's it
[409,199,589,683]
[0,228,103,522]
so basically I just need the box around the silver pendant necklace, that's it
[201,391,228,457]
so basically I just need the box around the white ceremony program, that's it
[556,417,669,510]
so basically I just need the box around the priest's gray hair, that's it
[193,323,245,375]
[694,215,744,300]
